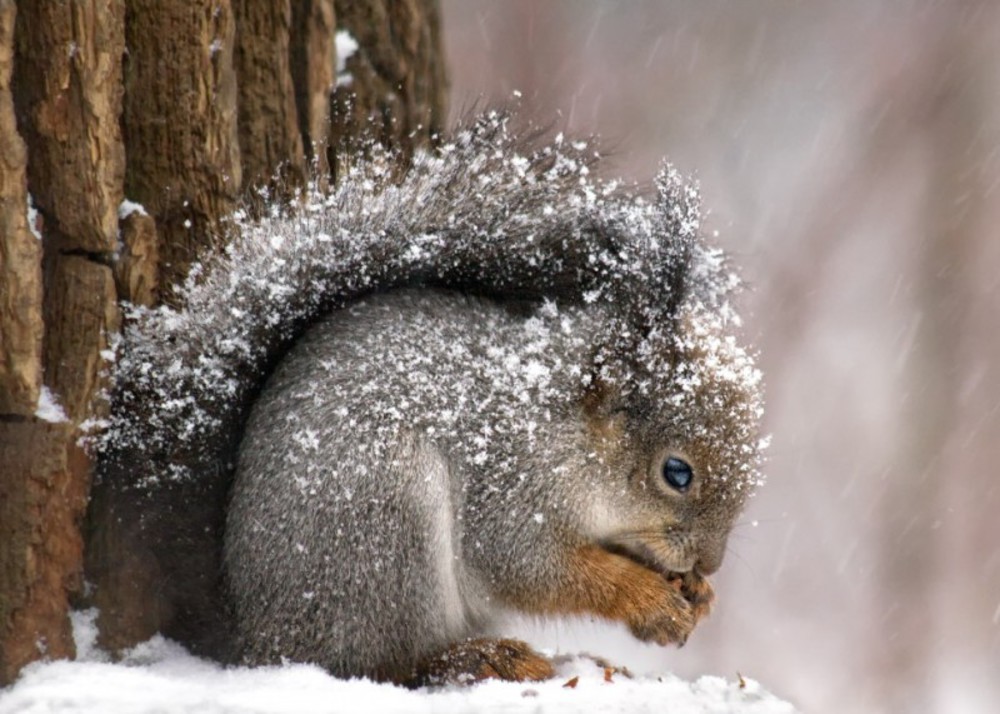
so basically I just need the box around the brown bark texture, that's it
[233,0,306,195]
[0,0,40,416]
[0,422,91,684]
[1,0,125,684]
[121,0,242,294]
[291,0,336,183]
[13,0,125,256]
[113,209,159,308]
[330,0,449,176]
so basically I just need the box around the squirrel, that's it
[88,111,765,685]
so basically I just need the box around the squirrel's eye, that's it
[662,457,693,491]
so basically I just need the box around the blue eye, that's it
[662,457,693,491]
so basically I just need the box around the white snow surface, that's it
[34,386,68,423]
[118,199,149,219]
[0,611,796,714]
[26,194,42,240]
[335,30,359,87]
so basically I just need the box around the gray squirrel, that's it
[89,111,764,685]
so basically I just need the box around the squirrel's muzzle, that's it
[693,534,728,576]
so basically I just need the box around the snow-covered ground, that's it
[0,611,795,714]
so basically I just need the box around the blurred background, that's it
[441,2,1000,712]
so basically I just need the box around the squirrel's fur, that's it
[90,111,764,683]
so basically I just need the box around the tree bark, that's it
[291,0,336,184]
[233,0,306,195]
[0,422,90,684]
[1,0,124,683]
[0,0,45,683]
[329,0,448,177]
[121,0,241,294]
[0,0,40,417]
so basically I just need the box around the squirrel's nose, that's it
[694,535,728,575]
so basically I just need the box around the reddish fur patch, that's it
[515,545,714,647]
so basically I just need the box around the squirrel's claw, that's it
[680,571,715,624]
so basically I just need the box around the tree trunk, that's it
[121,0,241,295]
[291,0,336,184]
[233,0,305,196]
[1,0,124,683]
[0,0,447,684]
[0,0,39,418]
[330,0,448,177]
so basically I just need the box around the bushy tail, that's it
[86,110,723,657]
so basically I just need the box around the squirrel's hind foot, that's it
[404,637,555,688]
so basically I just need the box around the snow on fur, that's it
[94,110,762,497]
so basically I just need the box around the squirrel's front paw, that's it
[628,572,714,647]
[678,570,714,624]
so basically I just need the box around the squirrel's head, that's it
[581,302,765,578]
